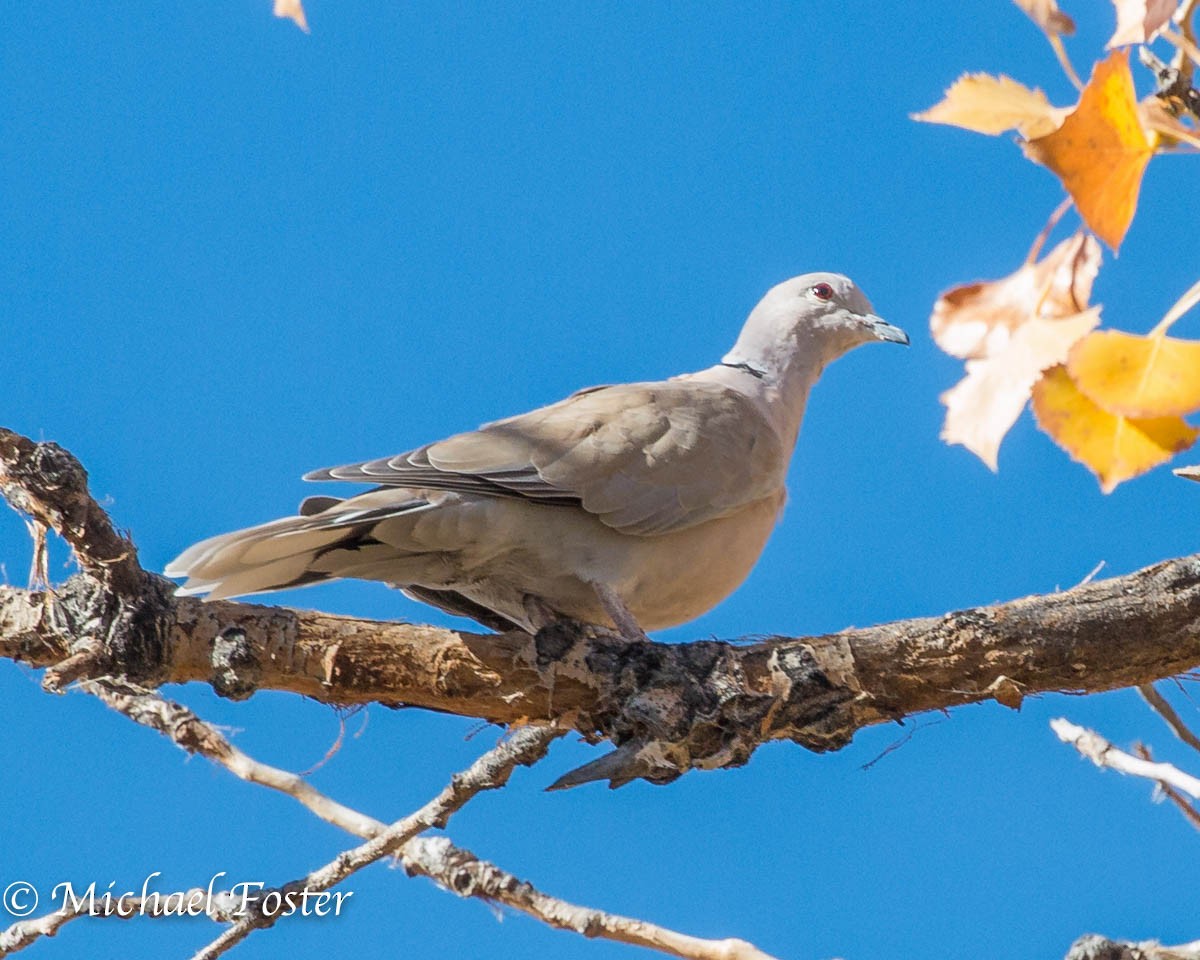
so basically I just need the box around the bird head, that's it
[721,272,907,386]
[763,272,908,353]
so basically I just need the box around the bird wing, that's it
[304,381,787,536]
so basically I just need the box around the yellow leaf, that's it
[1013,0,1075,37]
[1023,51,1154,250]
[913,74,1067,139]
[1067,330,1200,418]
[1108,0,1175,47]
[273,0,309,32]
[931,231,1101,360]
[1031,364,1198,492]
[942,309,1101,469]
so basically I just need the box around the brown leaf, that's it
[942,309,1101,469]
[1031,364,1199,492]
[1023,51,1155,250]
[1108,0,1176,47]
[1013,0,1076,37]
[931,231,1102,360]
[913,73,1068,139]
[273,0,309,32]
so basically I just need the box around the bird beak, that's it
[862,313,909,346]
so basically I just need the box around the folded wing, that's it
[305,381,786,536]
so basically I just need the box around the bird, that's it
[166,273,907,641]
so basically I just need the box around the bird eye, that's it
[810,282,835,301]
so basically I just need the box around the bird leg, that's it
[522,595,559,633]
[590,582,652,644]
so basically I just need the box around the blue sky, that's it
[3,2,1199,958]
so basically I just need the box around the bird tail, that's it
[165,514,354,600]
[164,493,433,601]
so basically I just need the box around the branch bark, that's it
[5,427,1200,787]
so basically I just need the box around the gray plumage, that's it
[166,273,906,635]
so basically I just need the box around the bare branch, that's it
[187,726,562,959]
[1051,717,1200,798]
[80,676,779,960]
[402,836,779,960]
[0,889,241,957]
[1065,933,1200,960]
[1139,683,1200,756]
[80,677,386,837]
[1132,743,1200,833]
[0,429,141,593]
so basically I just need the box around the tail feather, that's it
[199,552,327,601]
[166,494,438,601]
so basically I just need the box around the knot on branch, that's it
[210,627,262,700]
[2,428,177,689]
[40,572,175,691]
[547,634,864,788]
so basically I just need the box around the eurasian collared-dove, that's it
[166,273,906,639]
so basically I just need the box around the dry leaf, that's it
[942,309,1101,469]
[274,0,309,32]
[1108,0,1176,47]
[931,231,1102,360]
[1023,51,1154,251]
[1139,96,1200,150]
[1013,0,1076,37]
[1067,330,1200,418]
[1032,364,1199,492]
[913,73,1067,139]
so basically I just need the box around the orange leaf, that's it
[1023,51,1154,250]
[1108,0,1175,47]
[942,309,1101,469]
[273,0,309,32]
[1067,330,1200,418]
[913,74,1067,139]
[931,231,1101,360]
[1031,364,1198,492]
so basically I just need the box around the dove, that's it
[166,273,907,640]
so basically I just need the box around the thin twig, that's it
[0,890,241,957]
[81,678,384,837]
[81,678,778,960]
[1051,717,1200,798]
[402,836,779,960]
[188,725,557,959]
[1139,683,1200,756]
[1150,275,1200,336]
[1176,0,1200,84]
[1048,34,1083,91]
[1025,196,1075,264]
[1133,743,1200,833]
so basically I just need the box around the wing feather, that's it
[304,381,785,536]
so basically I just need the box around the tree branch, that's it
[401,837,777,960]
[77,676,778,960]
[1051,717,1200,798]
[4,427,1200,787]
[1064,934,1200,960]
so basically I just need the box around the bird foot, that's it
[590,582,652,644]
